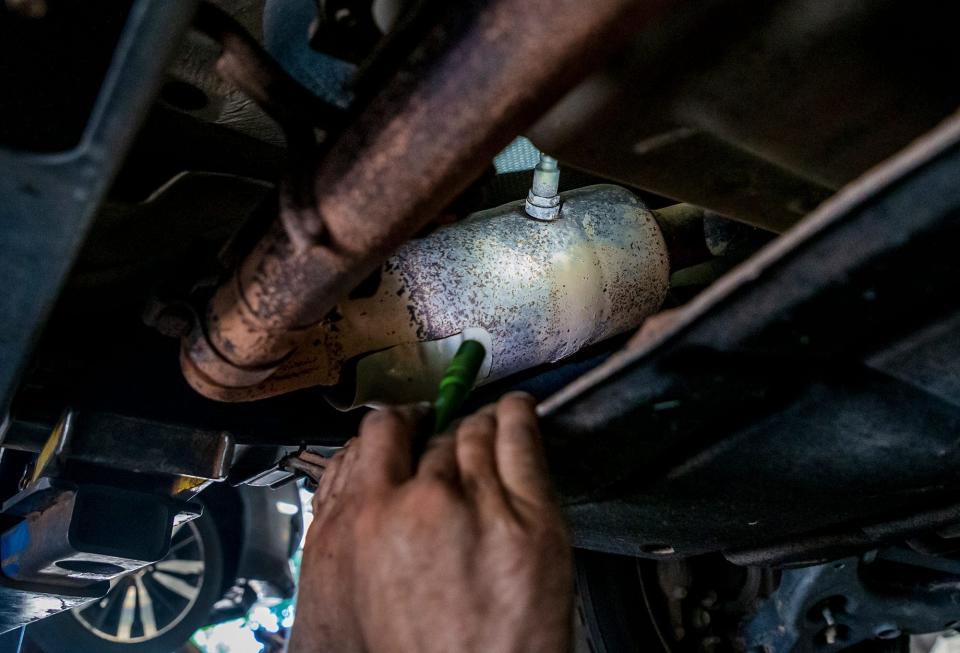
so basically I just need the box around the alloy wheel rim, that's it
[73,520,206,643]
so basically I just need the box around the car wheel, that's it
[575,550,673,653]
[27,510,224,653]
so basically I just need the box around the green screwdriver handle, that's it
[433,340,487,434]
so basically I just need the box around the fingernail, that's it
[503,391,536,403]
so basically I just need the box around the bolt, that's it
[823,608,836,626]
[334,7,355,27]
[525,153,561,220]
[824,625,839,646]
[532,155,559,196]
[822,608,838,645]
[692,608,712,629]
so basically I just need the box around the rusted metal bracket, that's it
[2,410,234,482]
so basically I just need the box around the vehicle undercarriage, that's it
[2,0,960,651]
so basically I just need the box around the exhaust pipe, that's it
[181,0,677,400]
[185,184,669,403]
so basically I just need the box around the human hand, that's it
[289,392,572,653]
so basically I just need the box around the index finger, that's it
[356,403,430,493]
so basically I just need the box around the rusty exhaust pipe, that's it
[183,0,675,400]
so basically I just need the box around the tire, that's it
[27,510,224,653]
[575,550,673,653]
